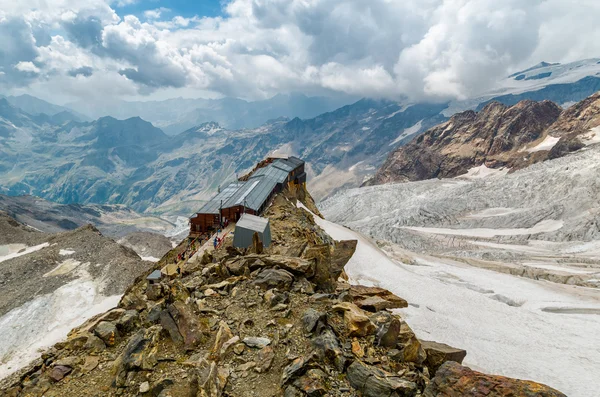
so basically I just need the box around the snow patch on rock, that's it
[0,274,120,379]
[389,120,423,146]
[526,135,561,152]
[0,243,49,264]
[141,256,160,262]
[581,126,600,146]
[458,164,509,179]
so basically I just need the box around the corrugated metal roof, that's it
[272,160,294,172]
[147,270,162,280]
[251,165,289,184]
[195,156,305,216]
[197,182,246,214]
[236,213,269,233]
[223,175,277,211]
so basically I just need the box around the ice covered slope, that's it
[322,141,600,243]
[318,144,600,396]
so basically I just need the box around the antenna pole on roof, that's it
[220,200,223,227]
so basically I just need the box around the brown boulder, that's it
[397,323,426,364]
[92,321,118,347]
[302,245,335,292]
[160,310,184,345]
[370,311,401,348]
[347,360,417,397]
[424,361,566,397]
[113,327,160,387]
[332,302,376,337]
[255,346,275,373]
[421,340,467,375]
[330,240,357,275]
[253,268,294,291]
[211,321,235,360]
[349,285,408,312]
[168,301,208,350]
[263,255,316,276]
[292,369,329,396]
[47,365,71,382]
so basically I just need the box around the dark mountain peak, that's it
[479,100,507,115]
[198,121,220,128]
[284,117,306,130]
[264,116,290,125]
[50,110,83,124]
[448,109,477,124]
[97,115,118,123]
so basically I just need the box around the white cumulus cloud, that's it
[1,0,600,103]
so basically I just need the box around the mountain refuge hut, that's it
[189,156,305,238]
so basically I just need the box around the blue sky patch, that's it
[116,0,225,20]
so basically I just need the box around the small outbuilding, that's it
[233,213,272,249]
[147,270,162,285]
[146,269,163,301]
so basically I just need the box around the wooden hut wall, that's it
[190,213,220,234]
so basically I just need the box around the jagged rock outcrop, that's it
[368,100,562,185]
[368,92,600,186]
[0,188,566,397]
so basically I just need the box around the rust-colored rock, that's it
[348,285,408,312]
[424,361,566,397]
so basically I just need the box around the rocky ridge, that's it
[368,92,600,185]
[0,188,565,396]
[0,194,175,239]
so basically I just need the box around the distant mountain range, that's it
[1,94,89,123]
[1,58,600,216]
[65,92,358,135]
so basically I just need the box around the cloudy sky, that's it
[1,0,599,104]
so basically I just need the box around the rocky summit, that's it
[0,187,565,396]
[368,92,600,186]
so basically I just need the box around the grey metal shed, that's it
[233,214,272,249]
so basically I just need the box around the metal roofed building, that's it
[147,270,162,283]
[233,213,271,249]
[189,156,305,237]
